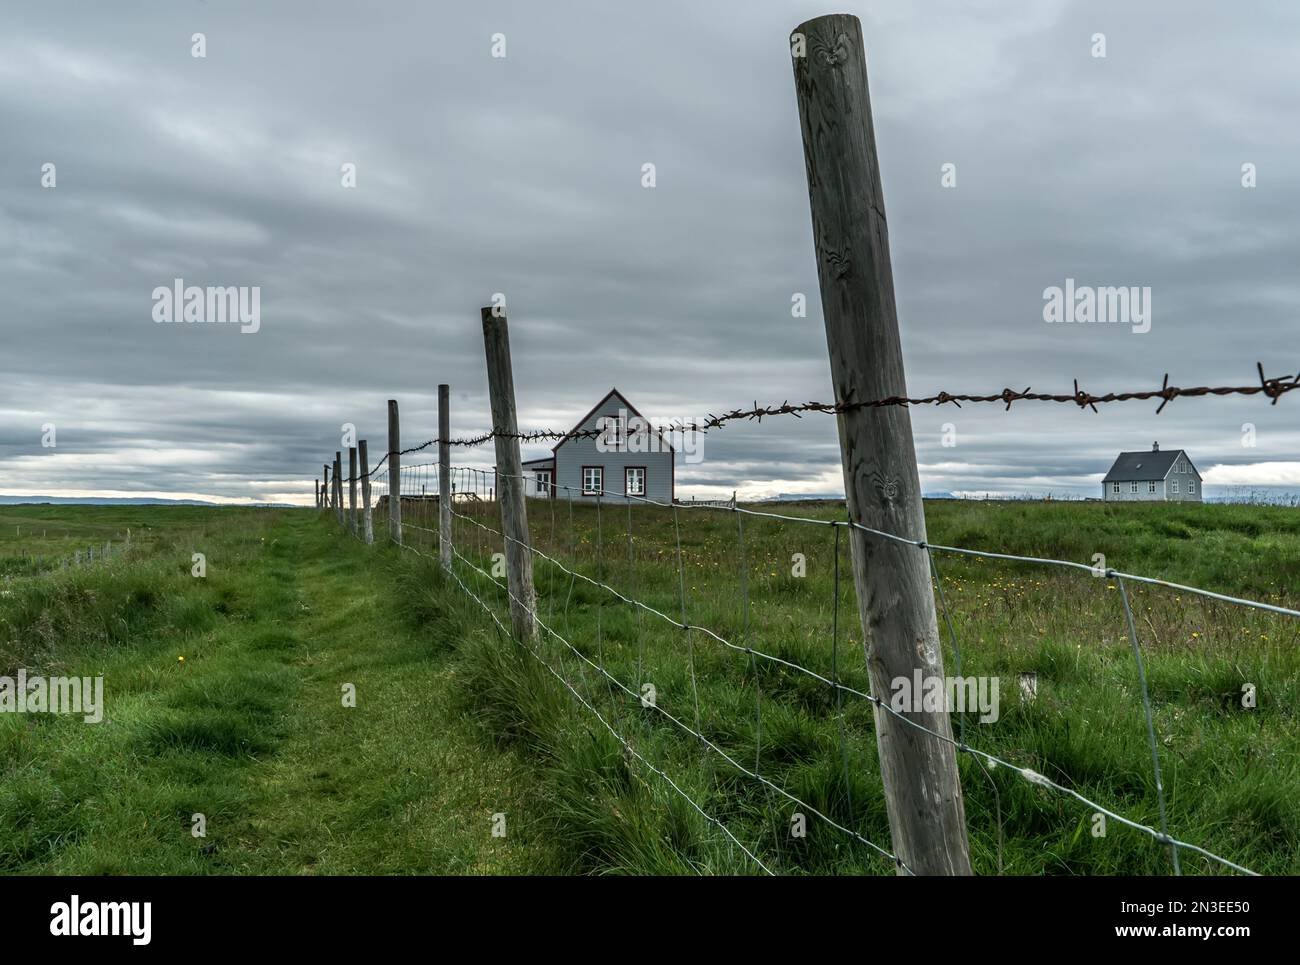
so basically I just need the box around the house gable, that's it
[552,388,675,456]
[551,388,675,503]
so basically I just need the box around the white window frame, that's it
[1171,479,1179,494]
[625,467,646,497]
[1130,481,1139,494]
[1112,482,1120,494]
[1148,481,1157,493]
[599,415,624,452]
[1188,479,1196,494]
[582,466,603,496]
[534,470,552,497]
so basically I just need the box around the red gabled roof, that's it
[552,387,675,454]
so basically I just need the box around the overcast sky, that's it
[3,0,1299,505]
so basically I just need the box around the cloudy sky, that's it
[3,0,1299,505]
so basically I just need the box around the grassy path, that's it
[1,510,554,874]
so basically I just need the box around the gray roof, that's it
[1102,449,1197,482]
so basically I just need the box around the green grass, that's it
[422,496,1300,876]
[2,498,1298,875]
[0,505,555,874]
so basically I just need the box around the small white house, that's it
[520,388,675,503]
[1102,443,1202,502]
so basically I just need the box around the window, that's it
[582,466,603,496]
[1171,480,1179,494]
[534,471,552,498]
[1189,480,1196,494]
[625,467,646,497]
[598,415,624,452]
[1130,481,1139,494]
[1148,481,1157,493]
[1112,482,1120,494]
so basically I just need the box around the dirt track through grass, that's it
[1,508,553,874]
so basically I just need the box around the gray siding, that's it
[1103,479,1168,502]
[1102,454,1202,502]
[1164,455,1203,501]
[554,400,673,504]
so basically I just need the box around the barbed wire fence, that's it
[317,368,1296,877]
[342,363,1300,485]
[310,13,1298,876]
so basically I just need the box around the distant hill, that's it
[0,495,296,508]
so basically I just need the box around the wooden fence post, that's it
[480,307,537,643]
[438,384,452,570]
[334,451,344,526]
[791,13,972,875]
[323,465,330,510]
[359,439,374,544]
[388,400,402,544]
[348,446,359,537]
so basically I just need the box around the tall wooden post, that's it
[359,439,374,544]
[438,383,452,571]
[481,308,537,643]
[334,451,344,526]
[388,400,402,544]
[348,446,359,537]
[323,465,330,510]
[792,13,971,875]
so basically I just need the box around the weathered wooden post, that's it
[387,400,402,544]
[481,307,537,643]
[334,452,344,526]
[348,446,359,537]
[791,13,972,875]
[323,465,330,510]
[438,383,452,571]
[359,439,374,544]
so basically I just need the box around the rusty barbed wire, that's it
[351,363,1297,479]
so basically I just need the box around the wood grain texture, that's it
[333,452,344,525]
[438,383,452,571]
[387,400,402,544]
[359,439,374,544]
[348,446,359,537]
[481,308,537,643]
[792,13,972,875]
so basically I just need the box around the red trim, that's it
[531,468,554,498]
[581,465,604,496]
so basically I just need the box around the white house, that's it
[1101,443,1202,502]
[519,388,675,503]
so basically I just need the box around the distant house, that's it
[520,388,674,503]
[1102,443,1202,502]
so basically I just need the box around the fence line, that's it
[350,363,1300,480]
[441,466,1262,876]
[312,14,1293,875]
[334,456,1274,876]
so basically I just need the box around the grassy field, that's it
[0,505,557,874]
[427,495,1300,875]
[1,499,1297,875]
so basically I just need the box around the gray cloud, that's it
[3,0,1298,504]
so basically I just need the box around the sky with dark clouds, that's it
[3,0,1299,505]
